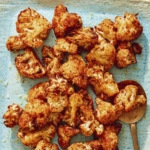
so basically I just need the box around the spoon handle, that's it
[130,123,139,150]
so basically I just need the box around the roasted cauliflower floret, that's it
[16,7,52,48]
[95,98,123,125]
[86,66,119,100]
[6,36,27,51]
[3,103,23,128]
[52,4,82,37]
[114,85,146,112]
[86,38,116,71]
[63,92,83,127]
[79,105,100,136]
[60,54,88,88]
[68,140,101,150]
[115,41,137,68]
[27,82,49,102]
[95,18,117,45]
[19,99,50,130]
[58,125,80,149]
[47,75,74,95]
[35,140,59,150]
[18,124,56,148]
[15,48,46,79]
[65,27,98,51]
[48,112,61,126]
[53,38,78,54]
[99,123,122,150]
[114,12,143,41]
[46,92,68,113]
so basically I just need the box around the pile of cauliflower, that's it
[3,5,146,150]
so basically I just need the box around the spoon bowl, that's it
[117,80,147,150]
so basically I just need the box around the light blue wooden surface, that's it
[0,0,150,149]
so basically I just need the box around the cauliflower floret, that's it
[86,38,116,71]
[46,91,68,113]
[132,42,142,54]
[47,75,74,95]
[27,82,49,102]
[68,140,101,150]
[65,27,98,51]
[48,112,61,126]
[86,66,119,100]
[35,140,59,150]
[63,92,83,127]
[53,38,78,54]
[79,105,100,136]
[52,4,82,37]
[95,98,123,125]
[15,48,46,79]
[58,125,80,149]
[114,12,143,41]
[16,8,52,48]
[17,124,56,148]
[95,18,117,45]
[6,36,27,51]
[19,99,50,129]
[114,85,146,112]
[115,41,137,68]
[60,54,88,88]
[3,103,23,128]
[96,123,122,150]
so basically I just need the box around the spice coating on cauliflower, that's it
[58,125,80,149]
[16,7,52,48]
[15,48,46,79]
[114,85,146,112]
[3,104,23,128]
[87,66,119,100]
[35,140,59,150]
[52,4,82,38]
[95,98,123,125]
[60,54,88,88]
[6,36,27,51]
[18,124,56,148]
[65,27,98,51]
[68,140,101,150]
[114,12,143,41]
[95,18,117,45]
[86,39,116,71]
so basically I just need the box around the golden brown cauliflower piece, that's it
[60,54,88,88]
[19,99,50,130]
[114,12,143,41]
[3,103,23,128]
[99,123,122,150]
[16,8,52,48]
[27,82,49,102]
[62,92,83,127]
[47,75,74,95]
[6,36,27,51]
[68,140,101,150]
[65,27,98,51]
[58,125,80,149]
[17,124,56,148]
[86,66,119,100]
[114,85,146,112]
[86,38,116,71]
[53,38,78,55]
[46,92,68,113]
[48,112,61,126]
[15,48,46,79]
[95,98,123,125]
[35,140,59,150]
[115,41,137,68]
[95,19,117,45]
[79,105,100,136]
[52,4,82,37]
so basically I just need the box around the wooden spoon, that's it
[117,80,147,150]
